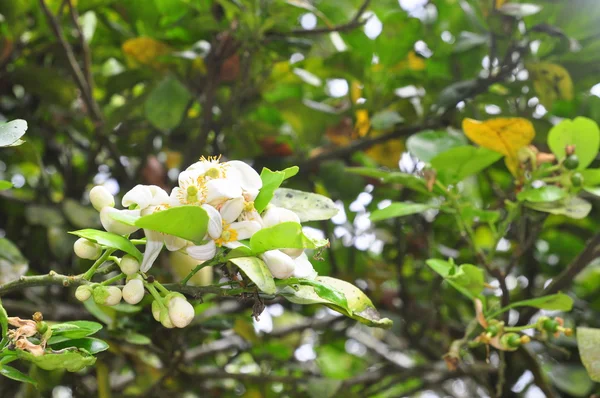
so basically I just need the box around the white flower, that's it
[225,160,262,201]
[261,250,295,279]
[262,206,301,227]
[120,255,140,275]
[187,201,262,261]
[122,279,145,304]
[204,179,242,206]
[89,186,115,211]
[292,252,318,279]
[73,238,102,260]
[168,296,195,328]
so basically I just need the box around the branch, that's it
[268,0,371,37]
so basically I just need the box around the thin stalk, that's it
[100,273,126,286]
[83,249,115,280]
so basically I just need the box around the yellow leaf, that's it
[527,62,573,109]
[122,37,172,68]
[462,117,535,176]
[365,131,405,168]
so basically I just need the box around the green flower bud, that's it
[93,285,122,306]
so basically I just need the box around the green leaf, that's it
[406,130,466,162]
[250,222,329,254]
[281,276,393,328]
[69,229,143,262]
[346,167,432,195]
[15,348,96,372]
[545,363,594,397]
[461,208,500,223]
[229,257,276,294]
[498,3,542,17]
[49,338,109,355]
[581,169,600,186]
[426,259,485,300]
[431,146,503,184]
[370,202,436,222]
[548,117,600,169]
[370,110,404,130]
[83,299,115,326]
[290,278,348,310]
[0,365,37,386]
[254,167,299,213]
[577,327,600,382]
[269,188,338,222]
[144,76,191,132]
[0,181,12,190]
[526,196,592,219]
[489,293,573,318]
[124,332,152,345]
[453,31,489,53]
[134,205,208,244]
[0,119,27,147]
[0,299,8,349]
[517,186,567,203]
[48,321,103,343]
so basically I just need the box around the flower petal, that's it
[227,160,262,193]
[292,252,317,279]
[262,206,300,228]
[164,234,187,251]
[220,197,244,224]
[202,204,223,239]
[122,185,169,209]
[261,250,295,279]
[187,240,217,261]
[100,207,140,235]
[140,229,165,272]
[230,220,262,240]
[205,179,242,206]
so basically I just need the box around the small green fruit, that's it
[564,154,579,170]
[571,173,584,187]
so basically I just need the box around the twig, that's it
[268,0,371,37]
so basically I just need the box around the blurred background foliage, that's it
[1,0,600,396]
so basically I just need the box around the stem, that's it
[108,256,121,265]
[83,249,114,281]
[100,273,126,286]
[130,239,146,245]
[145,283,166,309]
[153,281,170,295]
[181,256,221,285]
[504,324,536,332]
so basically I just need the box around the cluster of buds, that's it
[87,157,318,280]
[74,254,145,306]
[7,312,49,357]
[474,320,531,352]
[536,316,573,338]
[151,292,194,328]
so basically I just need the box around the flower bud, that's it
[262,206,300,228]
[89,186,115,211]
[75,285,93,302]
[120,255,141,275]
[160,309,174,328]
[261,250,295,279]
[122,279,145,305]
[93,285,122,306]
[282,248,304,259]
[152,300,161,322]
[168,296,195,328]
[100,207,140,235]
[73,238,102,260]
[293,252,317,279]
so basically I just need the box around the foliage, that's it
[1,0,600,396]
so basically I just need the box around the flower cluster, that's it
[7,313,49,357]
[89,156,317,279]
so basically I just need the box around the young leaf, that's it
[406,130,466,162]
[254,167,299,213]
[134,205,208,244]
[269,188,339,221]
[48,321,103,343]
[0,365,37,386]
[229,257,276,294]
[49,338,109,355]
[250,222,328,254]
[0,119,28,147]
[577,327,600,382]
[370,202,436,222]
[526,196,592,219]
[431,146,502,184]
[488,293,573,318]
[547,117,600,169]
[69,229,143,262]
[517,186,567,203]
[426,259,485,300]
